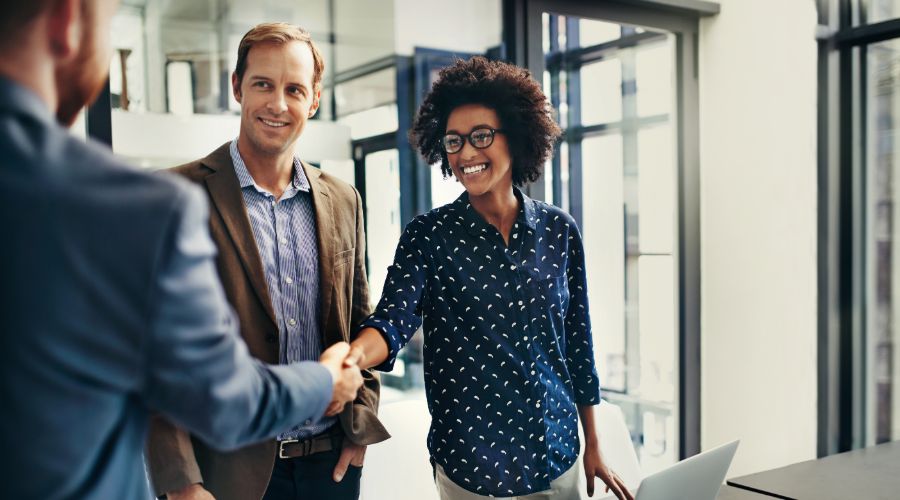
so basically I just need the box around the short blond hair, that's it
[234,23,325,91]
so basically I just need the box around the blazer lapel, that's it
[201,145,278,326]
[303,162,336,344]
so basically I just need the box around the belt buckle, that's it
[278,439,298,459]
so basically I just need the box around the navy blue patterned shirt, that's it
[359,189,601,496]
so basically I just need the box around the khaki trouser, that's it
[435,462,582,500]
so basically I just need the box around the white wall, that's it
[392,0,502,56]
[111,110,351,168]
[699,0,819,476]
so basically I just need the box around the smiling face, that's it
[232,40,320,158]
[444,104,513,199]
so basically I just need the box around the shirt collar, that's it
[0,76,55,126]
[229,139,311,195]
[460,186,538,237]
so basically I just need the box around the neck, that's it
[0,31,59,117]
[236,134,296,197]
[469,186,519,240]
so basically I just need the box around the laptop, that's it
[629,440,740,500]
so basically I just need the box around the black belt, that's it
[277,426,343,459]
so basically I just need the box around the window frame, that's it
[503,0,714,460]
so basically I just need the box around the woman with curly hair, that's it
[349,57,631,500]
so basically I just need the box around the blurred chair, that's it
[579,400,643,499]
[360,397,438,500]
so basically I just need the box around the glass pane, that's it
[581,58,623,126]
[579,19,621,47]
[338,104,399,140]
[863,0,900,24]
[364,149,402,307]
[637,255,677,473]
[334,67,397,118]
[430,165,465,209]
[635,41,672,117]
[581,134,626,392]
[638,125,675,255]
[866,37,900,445]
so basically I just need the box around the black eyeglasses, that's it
[441,127,504,154]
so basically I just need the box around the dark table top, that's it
[716,484,770,499]
[726,440,900,500]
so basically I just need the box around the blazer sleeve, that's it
[145,416,203,497]
[341,186,390,446]
[141,184,334,451]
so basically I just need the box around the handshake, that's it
[319,342,367,417]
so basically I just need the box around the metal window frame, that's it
[504,0,712,460]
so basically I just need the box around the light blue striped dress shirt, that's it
[230,140,334,440]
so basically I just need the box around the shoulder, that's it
[306,163,360,206]
[166,142,232,184]
[531,198,579,231]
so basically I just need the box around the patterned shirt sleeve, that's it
[357,217,428,372]
[563,221,601,405]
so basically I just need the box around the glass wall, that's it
[543,13,679,473]
[865,37,900,446]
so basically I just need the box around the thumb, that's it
[322,342,351,364]
[333,446,353,482]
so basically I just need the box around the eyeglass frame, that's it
[441,126,505,154]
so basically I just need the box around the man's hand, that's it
[332,440,366,482]
[583,437,634,500]
[166,483,215,500]
[323,345,367,416]
[319,342,363,417]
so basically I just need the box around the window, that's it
[819,0,900,455]
[514,0,710,466]
[542,13,678,473]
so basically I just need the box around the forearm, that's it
[578,404,600,447]
[350,327,390,370]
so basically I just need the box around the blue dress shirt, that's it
[230,141,334,439]
[359,189,601,496]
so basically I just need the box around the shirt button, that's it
[304,419,312,426]
[510,265,517,270]
[285,277,293,284]
[280,237,288,244]
[518,300,524,306]
[289,318,297,326]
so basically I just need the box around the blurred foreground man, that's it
[0,2,362,499]
[146,23,388,500]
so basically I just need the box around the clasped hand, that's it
[318,342,366,417]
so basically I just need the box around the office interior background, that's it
[72,0,900,480]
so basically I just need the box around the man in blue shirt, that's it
[0,2,362,499]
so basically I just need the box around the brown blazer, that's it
[145,142,389,500]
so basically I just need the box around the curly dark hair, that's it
[409,57,562,186]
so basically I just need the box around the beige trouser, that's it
[435,462,582,500]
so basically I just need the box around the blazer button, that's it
[265,334,277,343]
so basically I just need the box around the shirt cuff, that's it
[357,315,403,372]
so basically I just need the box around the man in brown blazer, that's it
[146,23,388,500]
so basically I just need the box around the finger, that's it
[585,469,595,497]
[350,445,367,467]
[344,346,364,367]
[616,476,634,500]
[324,401,342,417]
[333,445,353,482]
[322,342,350,362]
